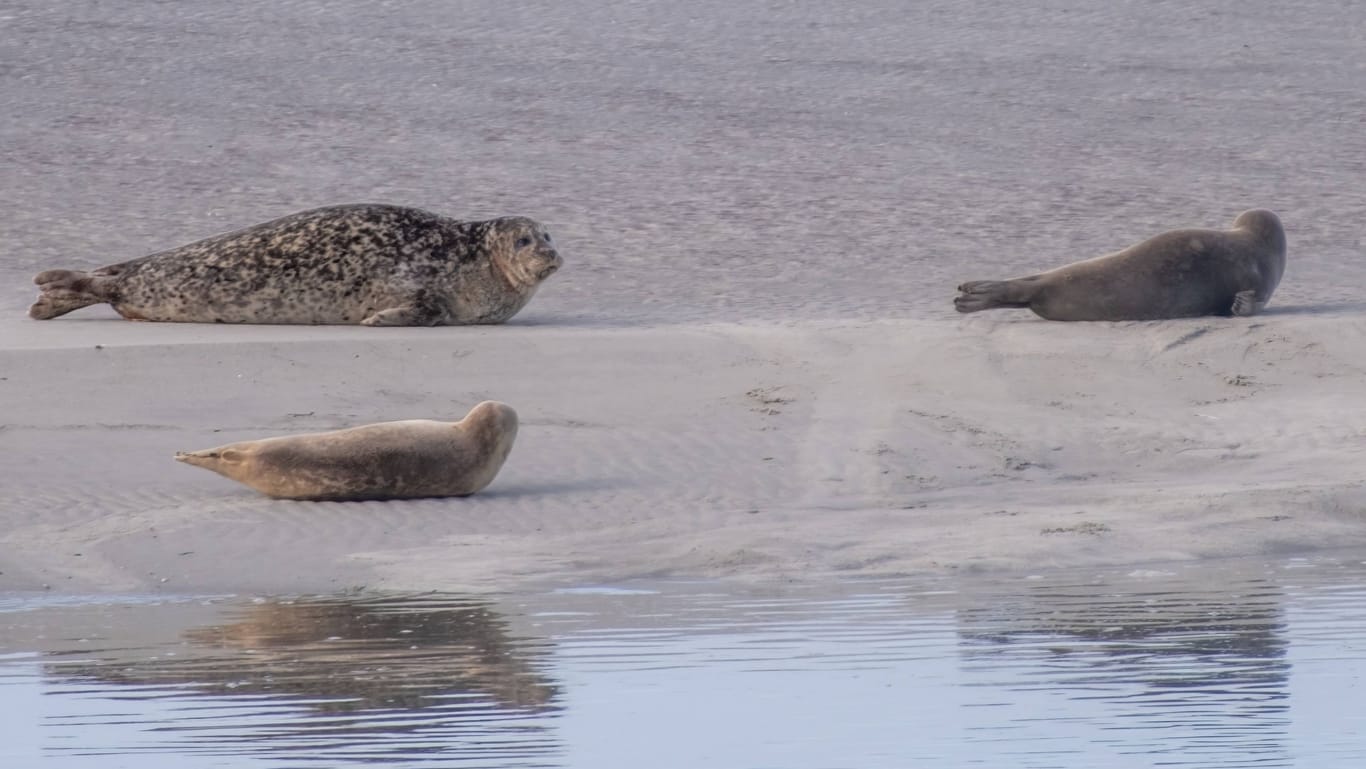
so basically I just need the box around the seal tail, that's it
[953,279,1035,313]
[175,448,244,472]
[29,269,116,320]
[177,446,260,489]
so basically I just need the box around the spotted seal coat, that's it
[175,401,519,500]
[29,205,562,325]
[953,209,1285,321]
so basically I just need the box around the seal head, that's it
[486,217,562,288]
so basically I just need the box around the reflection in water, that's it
[50,594,558,712]
[1,557,1365,768]
[36,593,560,765]
[955,574,1291,767]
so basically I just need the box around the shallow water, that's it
[2,554,1365,768]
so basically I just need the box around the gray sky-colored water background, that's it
[2,555,1366,768]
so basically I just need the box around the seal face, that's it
[174,401,519,500]
[953,209,1286,321]
[28,205,563,325]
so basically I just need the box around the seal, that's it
[174,400,518,500]
[28,204,562,325]
[953,209,1286,321]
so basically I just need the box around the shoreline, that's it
[2,313,1363,594]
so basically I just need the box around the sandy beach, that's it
[3,0,1366,595]
[3,307,1365,594]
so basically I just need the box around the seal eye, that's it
[543,233,552,243]
[515,236,532,249]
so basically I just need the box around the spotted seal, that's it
[954,209,1285,321]
[29,205,562,325]
[175,401,519,500]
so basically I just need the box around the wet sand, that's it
[3,310,1365,593]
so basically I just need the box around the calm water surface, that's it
[1,554,1364,768]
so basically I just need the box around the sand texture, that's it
[2,1,1365,592]
[2,313,1364,593]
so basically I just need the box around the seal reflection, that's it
[955,573,1290,765]
[45,593,559,715]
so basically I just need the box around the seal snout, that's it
[531,245,563,282]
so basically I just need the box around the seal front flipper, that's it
[29,269,117,320]
[360,293,451,326]
[953,279,1036,313]
[361,305,445,327]
[1230,289,1265,317]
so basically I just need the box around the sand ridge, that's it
[1,313,1362,593]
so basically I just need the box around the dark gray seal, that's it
[29,204,562,325]
[954,209,1286,321]
[175,401,519,500]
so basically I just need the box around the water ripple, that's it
[2,555,1365,767]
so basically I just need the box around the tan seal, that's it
[175,401,518,500]
[29,204,562,325]
[954,209,1286,321]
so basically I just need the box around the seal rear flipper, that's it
[29,268,113,320]
[953,280,1034,313]
[174,447,246,472]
